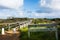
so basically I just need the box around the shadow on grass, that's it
[20,31,56,40]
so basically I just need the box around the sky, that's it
[0,0,60,19]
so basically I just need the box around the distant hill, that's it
[0,18,30,23]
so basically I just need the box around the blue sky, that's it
[24,0,39,11]
[24,0,60,18]
[0,0,60,19]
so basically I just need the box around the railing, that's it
[28,23,58,40]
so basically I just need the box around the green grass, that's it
[20,27,56,40]
[30,32,56,40]
[20,27,28,32]
[20,31,56,40]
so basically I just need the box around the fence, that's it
[28,23,58,40]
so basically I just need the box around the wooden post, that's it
[13,28,16,33]
[2,28,5,35]
[19,23,20,29]
[55,28,58,40]
[28,25,30,38]
[8,24,10,31]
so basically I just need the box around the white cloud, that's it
[40,0,60,10]
[0,13,9,16]
[40,0,46,6]
[0,0,23,9]
[0,12,12,19]
[34,13,40,17]
[0,0,24,18]
[32,11,60,18]
[0,7,26,18]
[0,12,25,19]
[18,11,25,17]
[40,0,51,7]
[50,0,60,9]
[39,0,60,18]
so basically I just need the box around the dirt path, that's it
[0,30,20,40]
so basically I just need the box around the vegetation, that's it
[19,18,60,40]
[0,17,60,40]
[20,27,28,32]
[20,27,56,40]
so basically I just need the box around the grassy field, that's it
[20,27,57,40]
